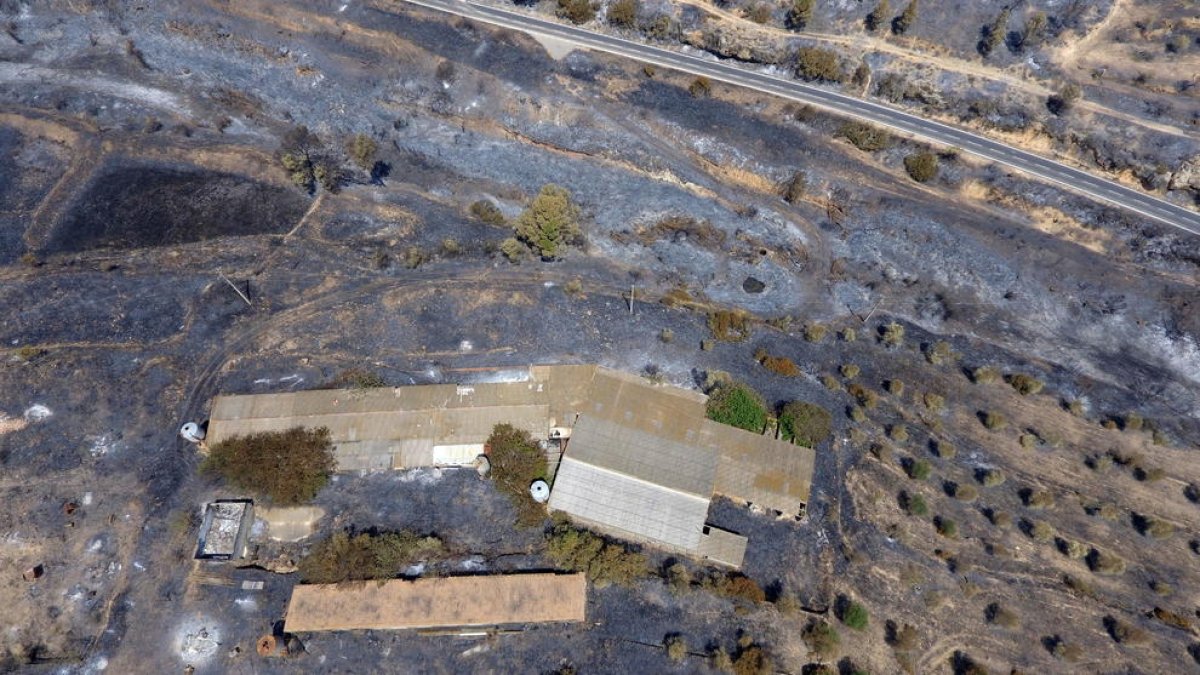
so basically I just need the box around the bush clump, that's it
[706,381,768,432]
[981,411,1007,430]
[802,619,840,658]
[778,401,832,447]
[907,459,931,480]
[977,468,1006,487]
[971,366,1000,384]
[803,323,827,342]
[795,47,844,82]
[546,522,649,587]
[903,151,939,183]
[754,348,801,377]
[837,121,893,151]
[901,491,929,517]
[486,423,549,527]
[880,321,905,347]
[1104,616,1149,645]
[985,603,1019,628]
[840,363,861,379]
[1008,373,1044,396]
[664,634,687,662]
[299,530,444,584]
[608,0,639,27]
[557,0,596,23]
[715,573,767,604]
[840,600,869,630]
[1087,547,1126,575]
[932,439,956,459]
[204,427,335,505]
[935,516,958,538]
[470,199,507,226]
[708,310,752,342]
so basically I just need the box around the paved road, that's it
[397,0,1200,236]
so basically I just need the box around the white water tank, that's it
[529,479,550,503]
[180,422,206,443]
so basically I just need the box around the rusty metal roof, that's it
[284,573,587,632]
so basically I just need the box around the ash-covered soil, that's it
[1,1,1199,673]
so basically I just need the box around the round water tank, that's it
[529,479,550,503]
[180,422,205,443]
[474,454,491,477]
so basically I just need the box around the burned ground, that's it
[0,0,1199,673]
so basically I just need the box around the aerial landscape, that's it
[1,0,1199,672]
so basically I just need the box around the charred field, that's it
[1,1,1199,673]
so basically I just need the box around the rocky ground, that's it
[1,0,1199,673]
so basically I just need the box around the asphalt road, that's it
[396,0,1200,237]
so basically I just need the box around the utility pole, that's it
[629,284,635,315]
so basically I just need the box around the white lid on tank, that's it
[529,479,550,503]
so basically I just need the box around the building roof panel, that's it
[565,414,717,497]
[285,573,587,632]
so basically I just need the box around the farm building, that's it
[207,365,816,568]
[284,573,588,633]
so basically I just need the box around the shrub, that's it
[778,401,832,447]
[470,199,507,226]
[840,327,857,342]
[870,442,893,463]
[1134,514,1174,540]
[971,366,1000,384]
[299,530,444,584]
[328,368,386,389]
[1151,606,1193,632]
[608,0,639,27]
[840,601,869,630]
[746,3,771,23]
[840,363,861,379]
[717,573,767,604]
[403,245,425,269]
[935,516,957,538]
[1104,616,1149,645]
[1018,433,1038,450]
[546,523,648,587]
[706,381,768,432]
[440,238,461,256]
[888,424,909,443]
[565,277,583,296]
[849,406,867,422]
[903,152,939,183]
[346,133,378,171]
[708,310,752,342]
[710,647,734,672]
[977,468,1006,487]
[932,439,956,459]
[664,634,687,662]
[865,0,889,31]
[487,423,549,527]
[985,603,1019,628]
[1027,519,1055,542]
[820,374,841,391]
[786,0,813,29]
[1087,548,1126,575]
[1048,636,1082,662]
[204,427,335,505]
[803,323,827,342]
[795,47,844,82]
[515,184,581,259]
[880,321,905,347]
[924,341,956,365]
[557,0,596,23]
[837,122,893,151]
[731,640,773,675]
[923,393,945,412]
[500,237,525,262]
[1022,488,1055,509]
[985,509,1011,528]
[907,459,931,480]
[665,562,691,593]
[1056,537,1088,559]
[886,379,905,396]
[901,491,929,517]
[782,171,808,204]
[1008,373,1044,396]
[981,411,1006,430]
[948,482,978,502]
[892,0,918,34]
[1046,83,1082,116]
[1150,580,1172,596]
[688,76,712,97]
[659,328,674,343]
[756,351,801,377]
[801,620,840,659]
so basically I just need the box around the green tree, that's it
[545,523,648,587]
[865,0,889,32]
[203,427,335,505]
[786,0,814,30]
[778,401,832,447]
[346,133,378,171]
[841,600,869,630]
[892,0,917,35]
[486,423,548,527]
[514,184,581,259]
[706,381,768,432]
[608,0,639,28]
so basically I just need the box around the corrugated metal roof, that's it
[565,414,717,497]
[548,457,710,552]
[285,573,587,632]
[706,420,813,515]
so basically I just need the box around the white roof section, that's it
[548,457,712,553]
